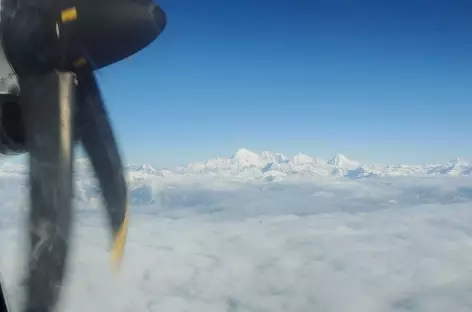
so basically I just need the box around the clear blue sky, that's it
[94,0,472,167]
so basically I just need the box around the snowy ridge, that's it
[81,149,472,204]
[1,148,472,206]
[2,148,472,181]
[166,148,472,179]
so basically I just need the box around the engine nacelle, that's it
[0,95,27,155]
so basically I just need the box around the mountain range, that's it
[1,148,472,206]
[127,148,472,181]
[2,148,472,182]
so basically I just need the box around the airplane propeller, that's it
[0,0,166,311]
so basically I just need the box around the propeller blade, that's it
[75,69,129,268]
[19,71,76,312]
[1,275,10,312]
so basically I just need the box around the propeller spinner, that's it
[0,0,166,311]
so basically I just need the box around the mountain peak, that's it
[327,154,359,169]
[292,153,315,165]
[449,158,470,166]
[328,153,347,163]
[233,148,257,158]
[232,148,263,166]
[138,164,157,172]
[261,151,289,163]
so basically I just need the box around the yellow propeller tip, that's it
[110,209,129,271]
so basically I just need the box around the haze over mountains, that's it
[2,148,472,182]
[1,148,471,207]
[133,148,472,180]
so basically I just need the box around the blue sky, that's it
[94,0,472,167]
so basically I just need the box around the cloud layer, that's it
[2,176,472,312]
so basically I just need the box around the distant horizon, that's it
[2,146,471,170]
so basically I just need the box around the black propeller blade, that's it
[20,71,76,312]
[0,0,166,311]
[75,68,129,267]
[1,275,11,312]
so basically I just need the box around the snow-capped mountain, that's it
[327,154,360,169]
[1,148,472,205]
[4,148,472,180]
[166,148,472,179]
[2,148,472,182]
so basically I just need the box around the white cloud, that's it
[2,176,472,311]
